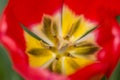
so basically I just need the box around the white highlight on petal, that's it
[112,26,120,51]
[0,15,7,34]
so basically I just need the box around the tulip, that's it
[0,0,120,80]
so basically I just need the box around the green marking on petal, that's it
[42,16,52,37]
[42,16,59,46]
[76,26,98,41]
[27,48,56,68]
[52,59,62,74]
[52,22,59,37]
[21,24,49,45]
[74,41,97,47]
[64,19,80,40]
[68,41,99,56]
[63,57,80,75]
[28,48,51,56]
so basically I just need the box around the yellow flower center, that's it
[24,6,99,75]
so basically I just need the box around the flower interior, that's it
[23,6,100,75]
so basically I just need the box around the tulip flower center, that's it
[24,6,100,75]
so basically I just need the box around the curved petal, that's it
[96,19,120,59]
[105,21,120,77]
[2,10,26,51]
[68,62,108,80]
[96,20,120,77]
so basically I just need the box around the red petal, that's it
[64,0,120,21]
[9,0,63,26]
[96,19,120,77]
[104,0,120,16]
[69,63,108,80]
[1,12,26,51]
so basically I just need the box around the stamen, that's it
[28,48,48,56]
[42,16,53,39]
[64,19,80,40]
[51,22,58,37]
[69,41,99,55]
[58,43,69,53]
[40,41,51,49]
[74,41,95,47]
